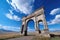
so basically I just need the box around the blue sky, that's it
[0,0,60,32]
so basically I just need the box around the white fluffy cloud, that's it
[52,15,60,24]
[0,24,20,32]
[50,8,60,15]
[6,10,21,21]
[47,15,60,25]
[48,8,60,25]
[6,0,34,14]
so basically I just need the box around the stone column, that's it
[42,17,49,36]
[43,20,48,30]
[34,17,40,34]
[41,13,48,30]
[42,14,48,31]
[34,17,37,30]
[23,21,27,36]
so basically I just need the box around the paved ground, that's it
[7,36,33,40]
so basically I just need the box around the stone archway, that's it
[27,19,35,31]
[20,8,50,37]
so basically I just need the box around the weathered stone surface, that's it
[20,8,50,37]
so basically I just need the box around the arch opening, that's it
[38,20,44,32]
[27,19,35,33]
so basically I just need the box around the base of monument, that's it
[36,32,50,37]
[35,30,41,36]
[40,29,50,37]
[20,30,50,37]
[39,33,50,37]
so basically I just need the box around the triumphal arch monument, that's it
[21,8,50,37]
